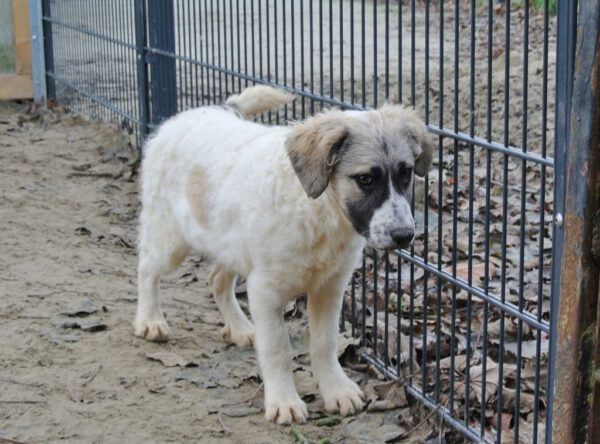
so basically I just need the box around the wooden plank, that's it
[13,0,31,76]
[0,73,33,99]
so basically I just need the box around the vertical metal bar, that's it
[148,0,177,124]
[410,0,415,106]
[481,0,494,435]
[250,0,255,89]
[361,0,365,108]
[373,250,379,358]
[396,257,402,376]
[329,0,333,100]
[350,0,354,104]
[300,0,305,117]
[309,0,315,113]
[282,0,288,121]
[319,0,323,109]
[273,0,278,123]
[216,0,223,101]
[351,275,356,338]
[41,0,56,100]
[29,0,47,104]
[465,0,476,427]
[243,0,248,89]
[414,182,426,397]
[134,0,149,145]
[384,0,389,101]
[384,252,390,366]
[229,0,234,93]
[533,0,551,440]
[291,0,296,119]
[361,253,367,345]
[514,0,530,439]
[236,0,241,92]
[338,0,343,103]
[449,0,459,415]
[372,0,377,107]
[193,0,202,106]
[210,0,216,103]
[397,0,402,103]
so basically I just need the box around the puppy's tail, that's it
[225,85,295,119]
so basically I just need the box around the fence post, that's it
[552,0,600,440]
[147,0,177,125]
[28,0,46,104]
[40,0,54,100]
[134,0,149,147]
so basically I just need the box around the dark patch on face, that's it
[345,168,390,236]
[391,161,414,196]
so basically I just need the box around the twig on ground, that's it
[0,437,33,444]
[217,411,232,435]
[67,165,125,180]
[222,383,264,407]
[81,364,102,387]
[0,378,44,388]
[173,297,199,306]
[0,400,47,405]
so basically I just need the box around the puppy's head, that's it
[286,105,433,251]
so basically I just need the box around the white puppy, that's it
[134,85,433,424]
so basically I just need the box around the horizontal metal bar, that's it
[146,48,553,167]
[427,126,555,167]
[46,71,141,125]
[42,15,137,51]
[396,250,550,333]
[362,353,493,443]
[146,45,359,109]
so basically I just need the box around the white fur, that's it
[134,93,366,424]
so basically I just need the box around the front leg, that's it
[308,270,365,416]
[247,273,308,424]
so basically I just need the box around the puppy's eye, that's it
[356,174,374,188]
[399,165,413,187]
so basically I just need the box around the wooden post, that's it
[553,0,600,441]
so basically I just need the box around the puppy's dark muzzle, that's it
[389,228,414,250]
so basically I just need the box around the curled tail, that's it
[225,85,295,119]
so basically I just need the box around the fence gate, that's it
[31,0,600,442]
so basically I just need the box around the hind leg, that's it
[134,213,190,342]
[209,264,254,347]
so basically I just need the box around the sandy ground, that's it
[0,104,441,444]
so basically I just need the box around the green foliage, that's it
[536,0,557,15]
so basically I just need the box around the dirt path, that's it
[0,104,435,444]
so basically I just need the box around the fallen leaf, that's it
[55,318,107,332]
[60,298,98,317]
[343,414,406,443]
[364,379,408,412]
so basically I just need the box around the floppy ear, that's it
[403,112,434,177]
[285,112,348,199]
[379,104,434,177]
[413,129,434,177]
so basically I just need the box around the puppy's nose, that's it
[390,228,414,248]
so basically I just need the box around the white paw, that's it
[320,376,365,416]
[133,318,171,342]
[221,324,255,347]
[264,396,308,424]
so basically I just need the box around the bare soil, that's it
[0,104,441,444]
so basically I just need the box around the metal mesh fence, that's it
[41,0,566,441]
